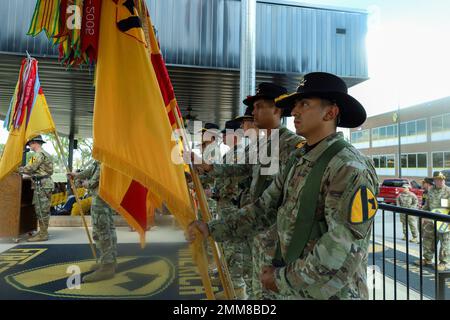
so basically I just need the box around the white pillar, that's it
[239,0,256,116]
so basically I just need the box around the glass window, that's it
[387,126,394,138]
[380,156,386,168]
[408,154,417,168]
[444,114,450,130]
[372,128,378,140]
[445,152,450,169]
[393,125,398,137]
[400,123,407,136]
[387,156,395,168]
[433,152,444,168]
[379,127,386,139]
[373,156,380,168]
[362,130,369,141]
[417,119,426,134]
[432,116,443,132]
[351,132,357,142]
[407,121,416,136]
[401,154,407,168]
[418,153,427,167]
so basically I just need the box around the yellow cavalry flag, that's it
[93,0,214,298]
[0,58,56,181]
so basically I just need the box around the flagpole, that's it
[173,111,236,300]
[51,132,97,260]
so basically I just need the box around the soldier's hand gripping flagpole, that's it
[51,132,97,260]
[173,113,236,300]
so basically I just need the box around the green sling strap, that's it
[274,139,350,265]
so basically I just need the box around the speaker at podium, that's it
[0,173,37,239]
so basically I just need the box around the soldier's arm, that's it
[422,192,430,211]
[273,164,378,299]
[19,153,44,175]
[396,196,400,206]
[210,162,253,179]
[207,163,287,242]
[412,194,418,207]
[76,163,95,181]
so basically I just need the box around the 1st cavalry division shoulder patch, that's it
[350,186,378,224]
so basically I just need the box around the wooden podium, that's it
[0,173,37,238]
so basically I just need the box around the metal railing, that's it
[371,203,450,300]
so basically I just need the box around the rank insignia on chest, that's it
[350,186,378,224]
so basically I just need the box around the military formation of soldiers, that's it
[16,71,450,295]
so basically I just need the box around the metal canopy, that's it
[0,53,365,138]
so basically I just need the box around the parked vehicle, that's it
[377,178,424,206]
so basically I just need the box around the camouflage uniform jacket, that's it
[208,132,379,299]
[423,185,450,211]
[19,150,54,190]
[211,126,304,201]
[396,191,418,209]
[76,161,101,195]
[215,145,246,208]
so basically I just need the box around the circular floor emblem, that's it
[5,256,175,299]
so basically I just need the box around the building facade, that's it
[350,96,450,181]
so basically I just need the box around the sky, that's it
[2,0,450,144]
[299,0,450,117]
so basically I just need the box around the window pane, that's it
[373,156,380,168]
[418,153,427,167]
[379,127,386,139]
[433,152,444,168]
[401,154,407,168]
[445,115,450,130]
[362,130,369,141]
[372,128,378,140]
[408,154,417,168]
[417,119,426,134]
[445,152,450,169]
[400,123,407,136]
[380,156,386,168]
[351,132,357,142]
[393,125,398,137]
[432,116,443,132]
[387,156,395,168]
[387,126,394,138]
[407,122,416,136]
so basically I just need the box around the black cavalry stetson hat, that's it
[275,72,367,128]
[221,119,241,134]
[234,105,254,122]
[26,135,46,145]
[243,83,291,117]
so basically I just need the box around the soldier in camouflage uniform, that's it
[396,184,419,243]
[196,83,305,299]
[418,172,450,271]
[211,119,247,299]
[68,160,118,282]
[189,72,379,299]
[18,135,54,242]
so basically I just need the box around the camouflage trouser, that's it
[32,187,52,226]
[400,214,418,238]
[252,225,278,300]
[91,195,118,265]
[242,241,253,298]
[218,202,245,290]
[423,219,450,264]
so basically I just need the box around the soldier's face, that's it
[291,98,332,136]
[435,179,445,188]
[28,142,39,152]
[242,120,256,133]
[252,99,280,128]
